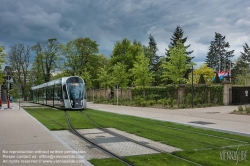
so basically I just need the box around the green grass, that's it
[90,153,197,166]
[24,107,250,166]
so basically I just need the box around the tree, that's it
[205,32,234,71]
[240,43,250,63]
[7,44,31,100]
[80,68,92,89]
[145,34,161,86]
[161,40,194,85]
[187,64,215,84]
[0,43,5,82]
[32,38,61,83]
[111,62,129,98]
[130,52,153,98]
[165,25,194,81]
[97,66,112,97]
[109,38,143,86]
[165,25,193,56]
[198,74,206,84]
[60,37,99,87]
[232,57,250,85]
[52,71,70,80]
[213,73,221,84]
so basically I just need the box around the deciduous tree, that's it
[109,38,143,86]
[0,43,5,82]
[130,52,153,98]
[32,38,61,83]
[187,64,214,84]
[7,44,31,100]
[60,37,99,87]
[165,25,194,81]
[162,40,194,85]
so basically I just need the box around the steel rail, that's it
[81,111,203,166]
[65,111,134,166]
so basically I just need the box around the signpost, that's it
[0,83,2,108]
[7,75,10,109]
[116,85,119,105]
[18,84,21,109]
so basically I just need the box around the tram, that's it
[30,76,86,110]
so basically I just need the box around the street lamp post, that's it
[192,65,194,108]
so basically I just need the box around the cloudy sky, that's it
[0,0,249,67]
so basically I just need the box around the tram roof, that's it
[31,76,84,90]
[31,77,76,90]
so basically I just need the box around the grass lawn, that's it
[24,107,250,166]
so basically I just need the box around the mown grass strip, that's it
[24,107,250,166]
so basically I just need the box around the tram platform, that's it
[87,103,250,137]
[0,103,92,166]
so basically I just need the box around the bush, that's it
[157,99,167,106]
[244,106,250,113]
[167,98,175,108]
[238,105,243,112]
[148,100,155,106]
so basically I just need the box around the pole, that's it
[7,76,10,109]
[230,60,231,82]
[92,89,94,102]
[0,84,2,108]
[192,65,194,108]
[117,87,118,105]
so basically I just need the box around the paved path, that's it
[0,103,92,166]
[87,103,250,137]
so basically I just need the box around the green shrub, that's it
[167,98,175,108]
[244,106,250,113]
[157,99,167,106]
[238,105,244,112]
[148,100,155,106]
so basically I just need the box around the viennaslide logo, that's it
[220,145,247,165]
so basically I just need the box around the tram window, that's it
[67,83,83,99]
[63,84,68,99]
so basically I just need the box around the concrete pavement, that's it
[0,103,92,166]
[87,103,250,137]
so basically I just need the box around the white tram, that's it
[30,76,86,109]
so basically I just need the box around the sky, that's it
[0,0,250,68]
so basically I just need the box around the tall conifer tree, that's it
[165,25,193,57]
[240,43,250,63]
[165,25,194,82]
[147,34,161,86]
[205,32,234,71]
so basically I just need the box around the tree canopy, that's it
[205,32,234,71]
[32,38,61,83]
[0,43,5,82]
[187,64,214,84]
[165,25,194,81]
[162,40,194,85]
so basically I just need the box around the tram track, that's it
[80,111,203,166]
[29,108,134,165]
[82,111,250,154]
[29,108,203,165]
[64,111,134,166]
[27,107,248,166]
[83,113,225,149]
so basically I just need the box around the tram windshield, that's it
[67,83,83,99]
